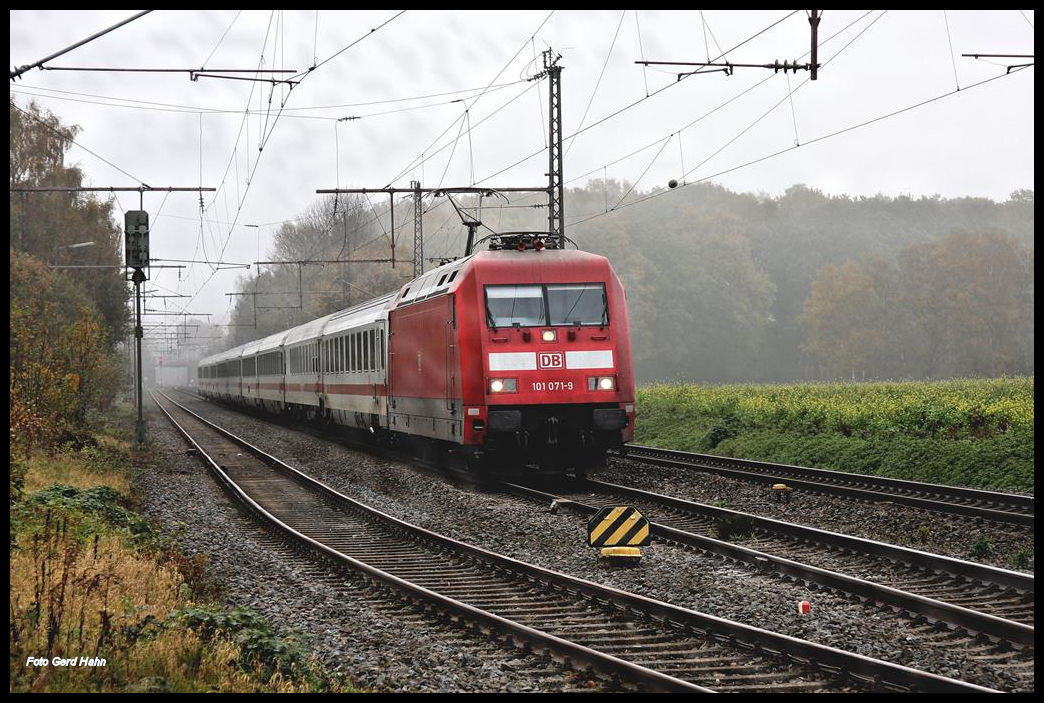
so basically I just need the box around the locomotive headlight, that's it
[541,329,557,342]
[489,378,517,393]
[588,375,616,391]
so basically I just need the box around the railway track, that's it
[152,390,996,693]
[618,445,1034,527]
[506,478,1034,650]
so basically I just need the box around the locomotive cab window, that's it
[485,283,608,328]
[547,283,608,326]
[485,285,545,328]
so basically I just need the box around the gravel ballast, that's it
[141,392,1034,693]
[140,398,613,693]
[597,456,1035,574]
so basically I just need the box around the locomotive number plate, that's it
[531,381,574,392]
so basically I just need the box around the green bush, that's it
[173,605,310,677]
[634,378,1034,493]
[14,484,162,549]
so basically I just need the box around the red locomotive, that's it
[199,233,635,474]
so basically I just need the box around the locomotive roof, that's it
[393,256,469,307]
[391,248,610,308]
[467,248,610,280]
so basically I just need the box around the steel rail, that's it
[619,444,1034,527]
[153,391,998,693]
[504,479,1033,648]
[152,391,706,692]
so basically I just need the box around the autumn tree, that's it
[896,230,1033,378]
[801,260,889,379]
[9,97,129,343]
[569,188,776,382]
[9,98,130,456]
[225,194,409,348]
[10,251,121,453]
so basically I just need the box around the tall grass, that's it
[21,438,134,496]
[10,417,356,692]
[10,519,260,692]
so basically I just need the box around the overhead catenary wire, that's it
[634,11,650,98]
[610,133,674,210]
[562,10,880,190]
[38,67,298,86]
[573,10,890,221]
[943,10,961,91]
[202,10,243,69]
[11,78,532,123]
[382,10,555,188]
[785,72,800,145]
[474,10,803,188]
[565,10,627,160]
[384,80,544,190]
[567,64,1032,229]
[191,14,338,310]
[179,11,405,319]
[290,10,406,80]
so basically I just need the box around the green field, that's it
[634,377,1034,494]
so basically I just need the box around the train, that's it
[197,232,635,475]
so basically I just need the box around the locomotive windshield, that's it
[485,285,545,327]
[547,284,607,326]
[485,283,607,328]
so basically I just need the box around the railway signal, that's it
[124,210,151,450]
[124,210,150,269]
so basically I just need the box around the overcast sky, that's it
[10,10,1035,330]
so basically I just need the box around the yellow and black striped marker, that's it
[588,506,650,565]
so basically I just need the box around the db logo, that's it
[538,352,564,369]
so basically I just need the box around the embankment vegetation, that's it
[635,377,1034,493]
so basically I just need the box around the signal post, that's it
[125,210,150,450]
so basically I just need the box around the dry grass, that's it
[21,437,134,496]
[11,418,353,692]
[9,525,312,692]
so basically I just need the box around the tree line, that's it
[10,98,129,452]
[489,180,1033,383]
